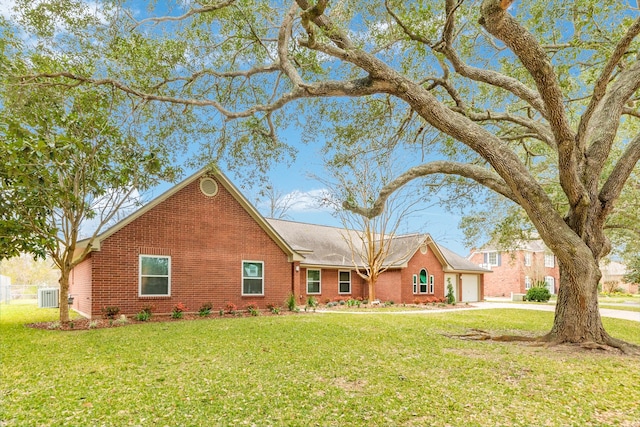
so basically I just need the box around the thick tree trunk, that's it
[547,258,608,342]
[58,269,70,323]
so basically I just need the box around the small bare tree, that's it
[321,155,427,301]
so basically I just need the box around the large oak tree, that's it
[9,0,640,349]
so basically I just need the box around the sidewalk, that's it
[472,301,640,322]
[317,301,640,322]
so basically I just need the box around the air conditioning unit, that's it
[38,288,60,308]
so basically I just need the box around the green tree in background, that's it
[0,25,177,322]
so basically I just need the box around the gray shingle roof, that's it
[267,218,488,273]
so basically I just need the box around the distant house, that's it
[600,261,638,294]
[70,169,487,318]
[468,240,560,297]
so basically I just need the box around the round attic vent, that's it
[200,177,219,197]
[420,243,428,254]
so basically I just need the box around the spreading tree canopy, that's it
[1,20,178,321]
[6,0,640,350]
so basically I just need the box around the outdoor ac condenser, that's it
[37,288,60,308]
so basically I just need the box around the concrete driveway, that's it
[472,301,640,322]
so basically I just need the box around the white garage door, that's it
[461,274,479,302]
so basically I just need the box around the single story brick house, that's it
[70,169,487,318]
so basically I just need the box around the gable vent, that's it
[200,177,219,197]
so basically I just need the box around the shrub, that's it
[246,303,259,316]
[115,315,128,325]
[48,321,61,330]
[199,302,213,317]
[172,302,188,319]
[270,306,280,314]
[525,286,551,302]
[101,306,120,319]
[135,310,151,321]
[225,302,237,314]
[446,279,455,304]
[285,293,297,311]
[306,296,318,308]
[88,320,99,329]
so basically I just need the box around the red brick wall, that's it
[373,269,402,302]
[69,255,92,317]
[400,246,446,303]
[83,176,293,318]
[468,250,560,297]
[299,267,366,303]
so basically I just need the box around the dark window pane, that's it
[141,277,169,295]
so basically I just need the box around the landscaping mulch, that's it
[27,302,471,331]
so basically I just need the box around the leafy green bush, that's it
[446,279,455,304]
[525,286,551,302]
[198,302,213,317]
[286,293,297,311]
[135,310,151,321]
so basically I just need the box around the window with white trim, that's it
[429,275,434,294]
[139,255,171,296]
[487,251,498,266]
[307,269,321,294]
[242,261,264,295]
[338,270,351,294]
[544,276,555,293]
[525,276,532,290]
[544,253,555,268]
[419,269,428,293]
[412,275,418,294]
[524,252,532,267]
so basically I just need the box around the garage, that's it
[460,274,480,302]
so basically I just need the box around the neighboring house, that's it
[70,169,487,318]
[468,240,560,297]
[600,261,638,294]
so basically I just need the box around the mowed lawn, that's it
[1,304,639,427]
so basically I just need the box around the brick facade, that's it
[70,171,487,318]
[468,249,560,297]
[70,175,294,318]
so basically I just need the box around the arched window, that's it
[419,269,428,293]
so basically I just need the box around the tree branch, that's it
[479,0,585,212]
[343,161,518,219]
[585,61,640,189]
[599,133,640,211]
[24,72,394,120]
[576,17,640,153]
[129,0,236,29]
[439,0,547,118]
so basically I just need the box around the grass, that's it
[1,304,639,426]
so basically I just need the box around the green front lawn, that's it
[1,304,639,426]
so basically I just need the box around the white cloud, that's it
[283,188,332,213]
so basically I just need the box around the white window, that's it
[307,269,321,294]
[545,276,555,294]
[412,275,418,294]
[429,275,434,294]
[525,276,532,290]
[487,251,498,267]
[139,255,171,296]
[544,253,555,268]
[524,252,532,267]
[338,271,351,294]
[242,261,264,295]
